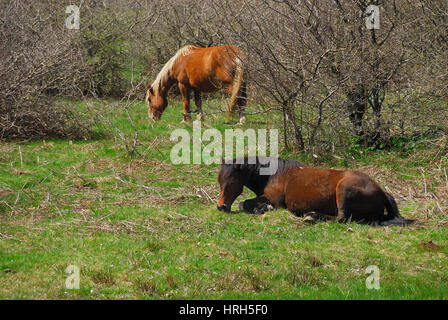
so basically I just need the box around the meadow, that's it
[0,99,447,299]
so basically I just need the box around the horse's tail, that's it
[379,192,415,226]
[228,54,244,113]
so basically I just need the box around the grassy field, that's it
[0,99,447,299]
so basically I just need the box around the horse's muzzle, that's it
[148,111,162,121]
[217,204,230,212]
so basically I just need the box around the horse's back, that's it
[180,45,242,90]
[284,168,379,193]
[285,167,346,190]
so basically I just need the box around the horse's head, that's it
[146,85,167,121]
[217,161,244,212]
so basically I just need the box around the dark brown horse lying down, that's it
[217,157,415,226]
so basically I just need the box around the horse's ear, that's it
[146,83,154,95]
[221,157,225,165]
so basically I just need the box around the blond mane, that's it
[151,45,195,95]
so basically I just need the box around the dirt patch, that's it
[2,268,17,274]
[11,168,37,175]
[418,241,444,251]
[0,189,13,198]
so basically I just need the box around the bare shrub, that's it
[1,0,446,151]
[206,0,448,153]
[0,0,93,139]
[0,0,158,140]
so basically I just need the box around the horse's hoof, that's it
[196,113,204,121]
[238,116,246,125]
[181,118,191,123]
[304,215,315,222]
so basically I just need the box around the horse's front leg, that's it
[193,90,204,121]
[303,212,339,223]
[178,82,191,122]
[239,196,274,214]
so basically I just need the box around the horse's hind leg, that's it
[335,191,347,223]
[193,90,203,121]
[239,196,274,214]
[332,176,356,223]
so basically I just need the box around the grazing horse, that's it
[146,45,247,123]
[217,157,415,226]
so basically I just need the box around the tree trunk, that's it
[345,85,366,138]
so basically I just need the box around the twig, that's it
[19,145,23,167]
[0,200,14,216]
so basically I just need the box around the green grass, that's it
[0,99,447,299]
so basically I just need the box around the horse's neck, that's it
[153,64,177,98]
[163,59,182,93]
[243,166,272,196]
[159,78,176,97]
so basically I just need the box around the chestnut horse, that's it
[146,45,246,123]
[217,157,415,226]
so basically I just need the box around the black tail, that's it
[379,193,415,226]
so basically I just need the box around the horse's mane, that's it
[151,45,195,95]
[221,156,304,180]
